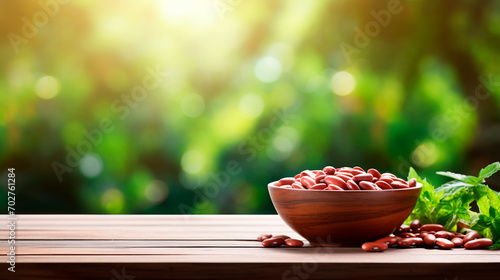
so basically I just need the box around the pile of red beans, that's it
[361,219,493,252]
[258,234,304,248]
[272,166,417,190]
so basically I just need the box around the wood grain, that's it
[0,215,498,279]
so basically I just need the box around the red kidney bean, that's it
[423,234,436,246]
[361,242,388,252]
[273,235,290,240]
[315,170,326,177]
[291,182,304,189]
[410,219,421,231]
[414,232,420,237]
[436,238,454,249]
[285,239,304,247]
[353,166,365,172]
[336,173,353,182]
[345,169,364,176]
[451,237,464,247]
[463,231,481,244]
[375,181,393,190]
[397,225,411,233]
[327,184,344,191]
[398,237,423,247]
[262,237,285,247]
[453,233,465,238]
[322,166,336,175]
[367,168,381,179]
[294,174,301,180]
[346,180,361,190]
[392,177,407,183]
[375,236,398,246]
[309,183,327,190]
[464,238,493,249]
[278,177,295,186]
[379,177,394,184]
[257,233,273,241]
[353,173,374,182]
[381,173,396,178]
[324,176,348,190]
[371,177,378,183]
[391,181,409,189]
[336,171,355,178]
[420,224,445,232]
[315,174,326,184]
[301,176,316,189]
[359,181,378,190]
[399,232,416,238]
[408,178,417,188]
[435,231,455,240]
[420,231,429,239]
[301,170,316,178]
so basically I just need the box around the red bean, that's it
[375,181,393,190]
[362,242,388,252]
[322,166,336,175]
[379,177,394,184]
[420,231,429,239]
[300,176,316,189]
[381,173,396,178]
[359,181,378,190]
[463,231,481,244]
[315,171,326,177]
[346,180,361,190]
[423,234,436,246]
[285,239,304,247]
[324,176,348,190]
[278,177,295,186]
[353,173,374,182]
[273,235,291,240]
[315,174,326,184]
[451,237,464,247]
[420,224,445,232]
[294,174,300,180]
[300,170,316,178]
[398,237,423,247]
[375,236,398,246]
[410,219,421,231]
[336,173,353,182]
[291,182,304,189]
[435,231,455,240]
[399,232,416,238]
[396,225,411,234]
[353,166,365,172]
[408,178,417,188]
[309,183,327,190]
[257,233,273,241]
[262,237,285,247]
[464,238,493,249]
[327,184,344,191]
[391,181,409,189]
[436,238,454,249]
[336,172,354,178]
[367,168,381,179]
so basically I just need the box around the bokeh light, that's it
[330,71,355,96]
[35,76,60,99]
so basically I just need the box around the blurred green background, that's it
[1,0,499,214]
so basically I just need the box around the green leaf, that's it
[489,240,500,250]
[435,180,471,196]
[476,188,500,215]
[436,172,483,185]
[436,171,468,181]
[478,162,500,179]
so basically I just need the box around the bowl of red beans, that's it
[268,166,422,247]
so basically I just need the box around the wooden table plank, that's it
[1,215,499,280]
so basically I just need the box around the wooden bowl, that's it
[268,182,422,247]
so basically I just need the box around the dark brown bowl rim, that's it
[268,181,422,192]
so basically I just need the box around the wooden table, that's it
[1,215,499,279]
